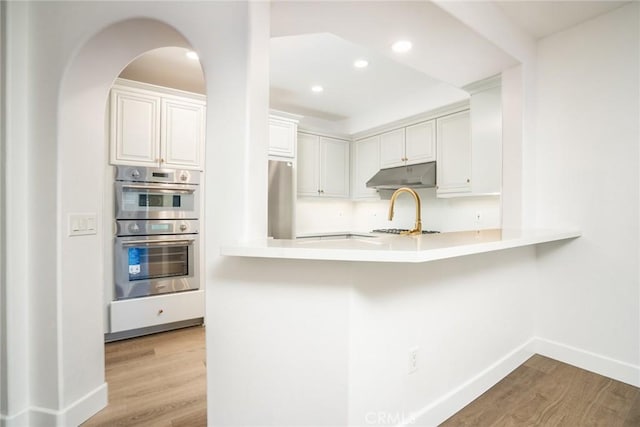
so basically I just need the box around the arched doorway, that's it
[57,17,207,424]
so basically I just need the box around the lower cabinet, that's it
[297,132,350,198]
[110,290,205,333]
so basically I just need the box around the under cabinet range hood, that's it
[366,161,436,199]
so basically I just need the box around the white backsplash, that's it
[296,198,355,235]
[296,189,501,236]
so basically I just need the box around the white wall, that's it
[1,1,30,422]
[1,1,264,425]
[207,258,352,426]
[348,247,537,426]
[534,2,640,383]
[7,2,639,427]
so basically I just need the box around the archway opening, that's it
[58,18,208,425]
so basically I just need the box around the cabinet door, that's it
[110,88,161,166]
[470,86,502,194]
[379,128,406,169]
[352,136,380,199]
[269,118,296,158]
[405,120,436,165]
[320,137,350,198]
[436,110,471,195]
[297,133,320,196]
[161,98,205,170]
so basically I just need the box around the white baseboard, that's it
[0,409,30,427]
[59,382,108,426]
[534,337,640,387]
[1,382,108,427]
[403,338,537,427]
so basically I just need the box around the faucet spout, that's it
[388,187,422,235]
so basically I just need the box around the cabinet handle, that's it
[158,309,164,315]
[466,178,470,183]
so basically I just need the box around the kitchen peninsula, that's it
[221,228,581,263]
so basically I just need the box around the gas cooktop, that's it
[372,228,440,235]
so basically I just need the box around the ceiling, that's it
[119,47,205,94]
[495,1,628,40]
[269,33,468,125]
[117,1,628,134]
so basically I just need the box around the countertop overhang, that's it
[220,228,581,263]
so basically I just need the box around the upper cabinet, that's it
[352,135,380,199]
[110,79,206,170]
[379,120,436,168]
[437,77,502,197]
[269,113,300,159]
[436,110,472,194]
[297,132,350,198]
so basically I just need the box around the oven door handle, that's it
[121,184,196,194]
[121,238,195,247]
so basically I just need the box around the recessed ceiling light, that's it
[391,40,412,53]
[353,59,369,69]
[311,85,324,93]
[186,51,199,60]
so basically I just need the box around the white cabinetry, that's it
[379,128,405,168]
[297,132,350,198]
[269,113,299,158]
[436,110,472,194]
[406,121,436,164]
[437,77,502,197]
[352,135,380,199]
[110,79,206,170]
[110,290,205,333]
[379,120,435,168]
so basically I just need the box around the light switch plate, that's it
[69,213,97,236]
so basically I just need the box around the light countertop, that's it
[220,228,581,263]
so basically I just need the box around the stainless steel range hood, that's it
[366,162,436,199]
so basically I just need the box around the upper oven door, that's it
[115,181,200,220]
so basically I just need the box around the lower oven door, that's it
[115,234,200,300]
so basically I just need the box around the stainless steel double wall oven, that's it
[114,166,201,300]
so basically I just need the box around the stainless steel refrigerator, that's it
[268,160,295,239]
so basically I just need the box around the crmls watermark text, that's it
[365,411,416,425]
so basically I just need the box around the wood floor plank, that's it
[441,355,640,427]
[623,393,640,427]
[82,326,206,427]
[86,329,638,427]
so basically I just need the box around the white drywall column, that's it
[243,1,270,241]
[0,1,31,424]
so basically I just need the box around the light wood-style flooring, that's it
[83,326,639,426]
[82,326,206,427]
[441,354,640,426]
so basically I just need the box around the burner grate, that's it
[372,228,439,235]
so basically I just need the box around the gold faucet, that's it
[388,187,422,235]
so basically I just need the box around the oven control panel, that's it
[115,166,200,185]
[116,219,199,236]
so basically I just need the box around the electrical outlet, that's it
[408,347,419,374]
